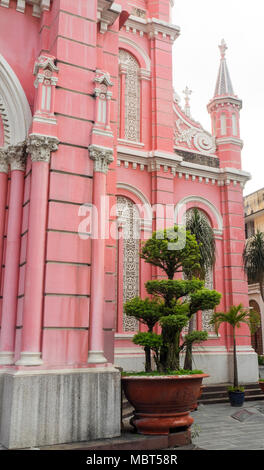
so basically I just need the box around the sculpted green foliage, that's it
[124,226,222,372]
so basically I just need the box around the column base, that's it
[15,352,43,366]
[0,352,14,365]
[87,350,108,364]
[0,367,121,449]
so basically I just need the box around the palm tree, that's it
[243,230,264,302]
[184,208,216,369]
[211,304,260,388]
[185,208,216,278]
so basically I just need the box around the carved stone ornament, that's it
[0,147,8,173]
[7,141,27,171]
[27,134,59,163]
[89,144,114,173]
[33,55,59,88]
[174,118,216,154]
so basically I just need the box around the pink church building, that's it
[0,0,258,448]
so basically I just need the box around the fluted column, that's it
[87,144,113,364]
[0,142,26,365]
[16,134,59,366]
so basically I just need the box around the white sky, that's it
[171,0,264,196]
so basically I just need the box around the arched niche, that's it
[0,54,32,146]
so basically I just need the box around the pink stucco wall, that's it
[0,0,251,370]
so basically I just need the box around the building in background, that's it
[0,0,257,448]
[244,188,264,356]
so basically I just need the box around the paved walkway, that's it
[191,400,264,450]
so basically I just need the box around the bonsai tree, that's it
[124,226,221,373]
[184,208,216,369]
[243,230,264,302]
[211,304,260,390]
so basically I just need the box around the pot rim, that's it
[121,373,209,380]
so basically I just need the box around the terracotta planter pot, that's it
[259,381,264,393]
[121,373,209,435]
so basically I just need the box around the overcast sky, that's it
[171,0,264,196]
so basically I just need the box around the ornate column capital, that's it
[0,147,8,174]
[27,134,59,163]
[89,144,114,174]
[6,141,27,171]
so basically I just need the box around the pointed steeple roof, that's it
[214,39,235,97]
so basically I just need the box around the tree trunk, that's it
[233,329,238,388]
[184,316,195,370]
[144,346,152,372]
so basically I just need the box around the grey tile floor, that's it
[191,400,264,450]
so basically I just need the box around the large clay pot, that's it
[121,373,209,435]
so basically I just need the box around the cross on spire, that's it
[183,86,192,117]
[219,39,227,59]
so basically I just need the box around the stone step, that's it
[199,383,264,405]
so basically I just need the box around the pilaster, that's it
[0,142,27,365]
[16,135,59,366]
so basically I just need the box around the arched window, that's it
[185,208,215,333]
[117,196,140,332]
[232,113,237,136]
[118,50,140,142]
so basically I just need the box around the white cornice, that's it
[117,148,251,187]
[123,15,180,42]
[0,0,52,17]
[216,136,244,149]
[207,95,242,112]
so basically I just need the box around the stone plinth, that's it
[0,367,120,449]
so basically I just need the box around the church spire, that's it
[214,39,235,97]
[207,40,243,169]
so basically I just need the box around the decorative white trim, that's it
[27,134,59,163]
[87,351,108,364]
[15,352,43,366]
[7,141,27,171]
[117,182,152,217]
[0,147,8,173]
[0,351,14,365]
[119,36,151,71]
[97,0,122,34]
[0,0,52,17]
[89,144,114,173]
[175,195,223,232]
[216,136,244,149]
[0,54,32,145]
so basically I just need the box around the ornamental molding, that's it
[174,117,216,155]
[207,95,242,113]
[94,70,113,88]
[0,95,11,146]
[119,36,151,71]
[123,16,180,42]
[0,54,32,145]
[26,134,59,163]
[6,141,27,171]
[33,55,59,88]
[117,151,250,187]
[216,136,244,149]
[0,0,52,17]
[0,147,8,173]
[97,0,122,34]
[89,144,114,173]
